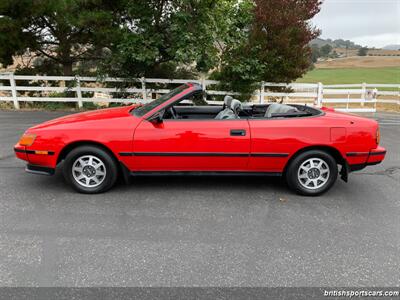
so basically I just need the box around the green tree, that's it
[320,44,333,57]
[358,47,368,56]
[101,0,248,79]
[0,0,124,75]
[212,0,322,98]
[310,44,321,63]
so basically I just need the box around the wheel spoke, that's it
[319,176,328,183]
[300,166,309,172]
[73,166,83,173]
[76,174,85,181]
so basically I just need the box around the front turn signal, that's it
[19,133,36,146]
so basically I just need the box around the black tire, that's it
[62,145,118,194]
[285,150,338,196]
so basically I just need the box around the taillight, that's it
[376,127,380,145]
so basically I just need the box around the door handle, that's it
[230,129,246,136]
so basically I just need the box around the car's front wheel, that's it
[63,145,118,194]
[286,150,338,196]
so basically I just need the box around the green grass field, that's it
[296,67,400,84]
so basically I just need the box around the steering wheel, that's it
[168,106,178,119]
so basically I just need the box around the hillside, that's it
[297,67,400,84]
[383,44,400,50]
[310,38,361,49]
[315,56,400,69]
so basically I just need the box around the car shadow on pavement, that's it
[48,168,290,195]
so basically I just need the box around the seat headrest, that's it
[265,103,298,118]
[224,95,233,107]
[230,99,242,112]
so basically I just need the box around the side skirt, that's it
[129,171,282,177]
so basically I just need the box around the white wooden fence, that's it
[262,82,400,113]
[0,72,399,113]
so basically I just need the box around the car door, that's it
[248,117,330,172]
[131,118,251,171]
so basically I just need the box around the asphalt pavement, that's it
[0,110,399,287]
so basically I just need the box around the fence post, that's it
[398,85,400,108]
[201,77,206,92]
[361,82,366,107]
[76,76,83,109]
[317,82,323,107]
[141,77,147,102]
[259,82,265,104]
[9,73,19,110]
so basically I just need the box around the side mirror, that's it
[148,111,163,124]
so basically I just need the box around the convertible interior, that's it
[163,94,322,120]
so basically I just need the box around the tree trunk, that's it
[61,61,74,100]
[62,62,73,76]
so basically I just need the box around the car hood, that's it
[30,105,139,130]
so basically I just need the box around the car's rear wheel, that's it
[63,145,118,194]
[286,150,338,196]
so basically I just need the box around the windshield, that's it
[133,84,188,117]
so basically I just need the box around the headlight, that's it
[19,133,36,146]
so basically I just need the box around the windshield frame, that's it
[133,84,195,118]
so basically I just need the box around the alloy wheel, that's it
[72,155,107,188]
[297,157,330,190]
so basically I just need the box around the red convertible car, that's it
[14,83,386,196]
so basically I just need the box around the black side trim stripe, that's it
[14,148,26,154]
[119,152,289,158]
[119,152,133,157]
[14,148,55,155]
[369,151,386,156]
[347,151,386,157]
[251,153,289,157]
[130,171,282,177]
[346,152,369,157]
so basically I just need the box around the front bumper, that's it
[25,164,55,176]
[14,144,57,175]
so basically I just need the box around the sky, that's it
[312,0,400,48]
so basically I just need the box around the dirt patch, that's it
[316,56,400,69]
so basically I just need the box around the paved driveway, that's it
[0,110,399,286]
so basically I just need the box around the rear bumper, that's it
[348,146,386,172]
